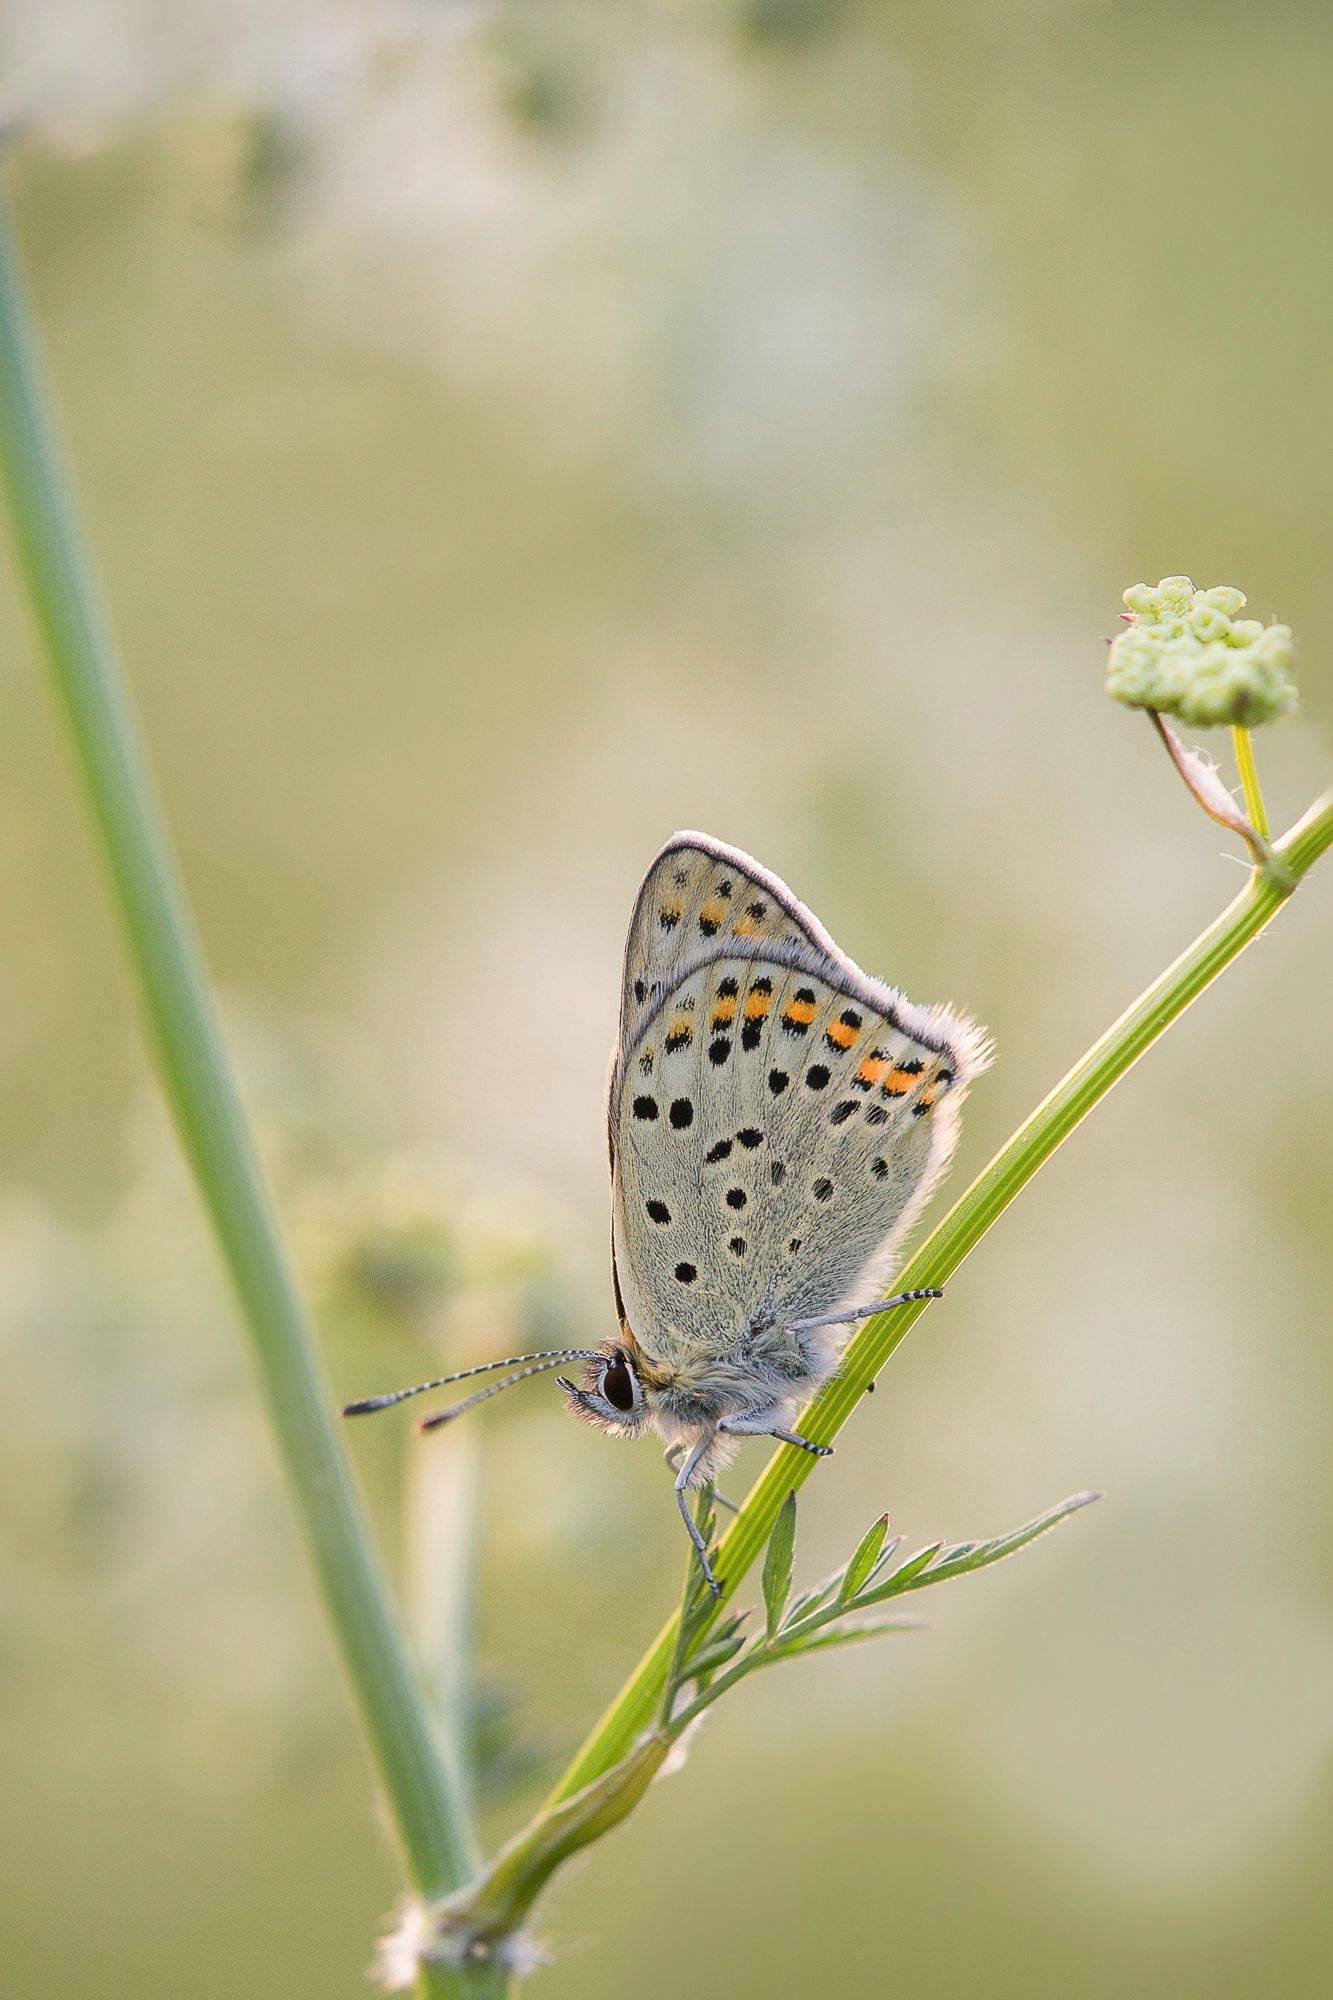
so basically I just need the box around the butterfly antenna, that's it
[417,1354,586,1431]
[341,1349,605,1418]
[786,1288,944,1335]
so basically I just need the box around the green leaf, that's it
[769,1616,925,1660]
[854,1540,943,1604]
[784,1568,846,1625]
[856,1491,1100,1605]
[839,1514,893,1606]
[762,1490,798,1639]
[866,1534,906,1588]
[687,1635,748,1680]
[683,1609,747,1664]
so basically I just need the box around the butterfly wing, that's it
[609,833,989,1373]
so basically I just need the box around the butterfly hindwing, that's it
[611,836,988,1367]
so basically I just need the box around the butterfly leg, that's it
[674,1434,725,1597]
[718,1413,834,1459]
[664,1443,738,1512]
[785,1289,944,1336]
[664,1442,739,1512]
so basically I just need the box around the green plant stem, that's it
[1232,724,1270,838]
[550,786,1333,1802]
[0,191,483,1919]
[420,1967,509,2000]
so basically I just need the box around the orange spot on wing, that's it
[856,1052,889,1088]
[712,996,737,1027]
[881,1062,925,1097]
[744,987,772,1019]
[665,1015,694,1052]
[783,998,817,1027]
[825,1019,858,1050]
[699,898,726,931]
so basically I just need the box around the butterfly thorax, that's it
[616,1314,816,1430]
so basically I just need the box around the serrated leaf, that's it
[855,1491,1100,1604]
[762,1490,798,1639]
[839,1514,891,1606]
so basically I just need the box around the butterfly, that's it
[344,832,988,1592]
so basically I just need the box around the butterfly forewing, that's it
[611,835,986,1366]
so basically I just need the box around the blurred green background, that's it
[2,2,1332,1994]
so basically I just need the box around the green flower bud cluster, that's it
[1107,576,1297,728]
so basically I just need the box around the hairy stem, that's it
[550,787,1333,1800]
[0,192,481,1908]
[1149,710,1291,886]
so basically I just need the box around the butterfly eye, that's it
[601,1354,637,1414]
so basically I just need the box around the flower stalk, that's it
[1232,724,1270,839]
[1148,710,1294,888]
[0,186,488,1979]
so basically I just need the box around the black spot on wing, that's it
[670,1098,694,1129]
[812,1178,833,1202]
[806,1065,831,1090]
[830,1101,857,1125]
[871,1158,889,1181]
[726,1188,747,1210]
[646,1200,671,1224]
[675,1262,698,1284]
[706,1139,733,1163]
[737,1128,763,1148]
[768,1070,789,1095]
[709,1037,732,1065]
[633,1095,658,1121]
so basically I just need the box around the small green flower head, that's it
[1107,578,1298,728]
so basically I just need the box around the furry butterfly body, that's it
[344,831,987,1592]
